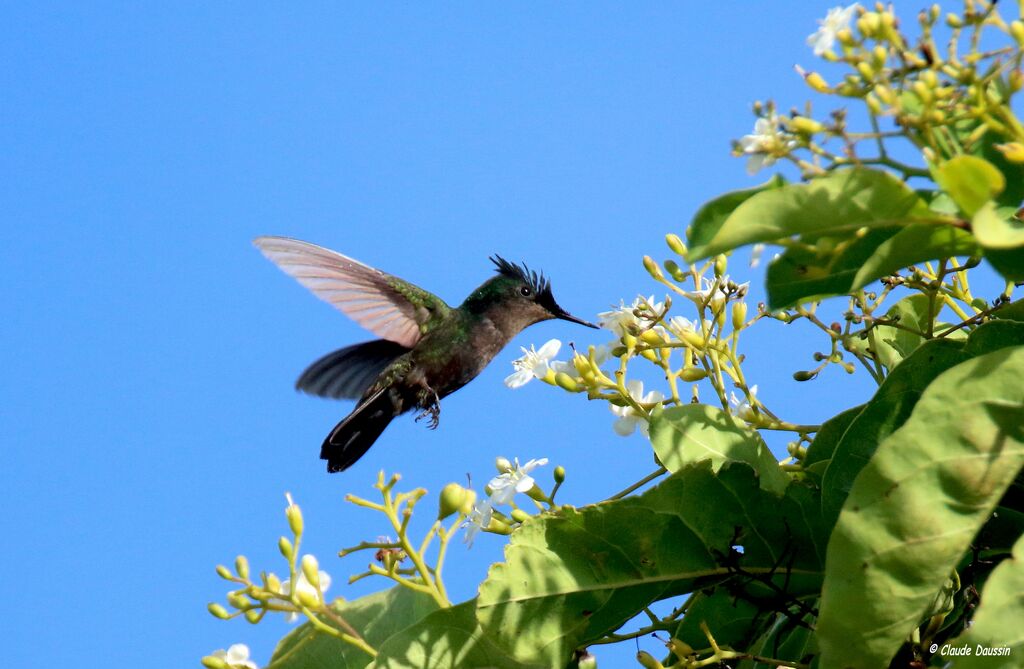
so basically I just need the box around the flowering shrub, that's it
[206,3,1024,667]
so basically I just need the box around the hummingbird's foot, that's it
[414,390,441,430]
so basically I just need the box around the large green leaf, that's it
[270,587,438,669]
[973,201,1024,249]
[935,155,1005,217]
[945,535,1024,668]
[850,222,979,290]
[686,175,786,257]
[821,321,1024,525]
[685,168,935,261]
[803,404,864,482]
[984,246,1024,282]
[372,600,540,669]
[476,464,828,667]
[649,404,789,495]
[817,345,1024,668]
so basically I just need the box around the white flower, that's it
[750,244,766,268]
[730,385,759,422]
[807,4,858,56]
[488,457,548,505]
[212,644,258,669]
[505,339,561,388]
[597,296,664,337]
[610,380,664,437]
[462,497,493,546]
[738,114,793,175]
[281,567,332,623]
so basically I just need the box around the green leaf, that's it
[685,168,934,261]
[803,404,865,481]
[935,155,1006,217]
[973,201,1024,249]
[686,175,786,257]
[817,345,1024,669]
[946,535,1024,668]
[372,600,540,669]
[671,590,763,657]
[850,223,979,290]
[649,404,789,495]
[476,464,828,667]
[846,294,933,371]
[271,587,438,669]
[994,298,1024,323]
[984,246,1024,282]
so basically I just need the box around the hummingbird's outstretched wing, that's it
[254,236,451,347]
[296,339,409,400]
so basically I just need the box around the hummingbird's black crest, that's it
[489,255,553,301]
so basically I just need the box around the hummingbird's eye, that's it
[519,286,532,297]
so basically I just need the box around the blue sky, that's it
[2,3,1006,667]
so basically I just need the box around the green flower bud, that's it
[678,367,707,382]
[792,370,817,382]
[1011,21,1024,47]
[856,61,874,81]
[216,564,232,580]
[495,456,513,473]
[300,554,320,588]
[297,586,320,609]
[285,500,304,537]
[639,330,665,347]
[643,255,663,280]
[945,13,962,29]
[201,656,229,669]
[714,254,727,277]
[610,345,628,358]
[266,573,282,593]
[554,372,580,392]
[207,602,231,619]
[804,71,830,93]
[921,69,938,88]
[788,116,824,135]
[438,482,470,520]
[665,233,687,257]
[731,302,748,330]
[680,330,705,349]
[554,465,566,483]
[244,609,262,624]
[636,651,665,669]
[667,638,695,659]
[278,536,293,560]
[996,142,1024,163]
[227,591,252,610]
[663,259,686,281]
[234,555,250,581]
[857,12,881,37]
[640,348,658,363]
[510,508,531,523]
[872,45,888,69]
[865,93,882,115]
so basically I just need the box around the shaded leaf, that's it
[685,168,934,261]
[271,587,439,669]
[372,600,540,669]
[476,464,828,667]
[973,201,1024,249]
[817,346,1024,668]
[935,155,1005,217]
[649,404,789,494]
[803,404,865,481]
[850,223,979,290]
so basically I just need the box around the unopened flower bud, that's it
[610,345,628,358]
[1011,21,1024,47]
[267,573,282,593]
[234,555,250,580]
[872,46,888,68]
[285,499,303,537]
[640,330,665,347]
[1009,70,1023,93]
[640,348,659,363]
[663,259,686,281]
[714,255,727,277]
[554,465,566,483]
[856,62,874,81]
[278,536,293,560]
[216,564,233,580]
[510,508,531,523]
[731,302,748,330]
[636,651,665,669]
[622,334,638,349]
[793,370,817,382]
[297,586,320,609]
[495,456,513,473]
[680,330,705,349]
[667,638,695,659]
[995,142,1024,163]
[244,609,262,624]
[836,27,855,46]
[789,116,824,134]
[921,69,938,88]
[912,80,932,104]
[803,70,830,93]
[202,656,228,669]
[207,603,231,619]
[858,12,881,36]
[678,367,708,382]
[945,13,963,29]
[643,255,663,280]
[438,482,470,520]
[865,93,882,115]
[665,233,687,257]
[227,592,252,610]
[554,372,580,392]
[301,555,320,588]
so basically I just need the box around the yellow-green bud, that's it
[789,116,824,134]
[874,84,895,105]
[297,586,320,609]
[495,456,513,473]
[610,345,628,358]
[681,330,705,349]
[804,71,830,93]
[872,45,888,69]
[912,80,932,104]
[639,348,658,363]
[667,638,695,659]
[643,255,663,280]
[640,330,665,347]
[201,656,229,669]
[856,62,874,81]
[554,465,566,483]
[234,555,250,580]
[921,69,938,88]
[1010,70,1023,93]
[216,564,232,580]
[1011,21,1024,47]
[266,573,282,593]
[836,27,855,46]
[714,254,727,277]
[945,13,963,29]
[858,12,881,37]
[865,93,882,115]
[207,602,231,619]
[510,508,531,523]
[285,501,303,537]
[301,554,320,588]
[244,609,262,624]
[995,142,1024,163]
[665,233,687,257]
[678,367,708,382]
[278,536,293,560]
[636,651,665,669]
[438,482,470,520]
[731,302,748,330]
[227,591,252,610]
[554,372,580,392]
[622,333,638,349]
[663,259,686,282]
[793,370,817,382]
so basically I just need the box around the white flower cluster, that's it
[463,457,548,545]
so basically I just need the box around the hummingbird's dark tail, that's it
[321,388,398,473]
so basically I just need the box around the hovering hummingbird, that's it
[254,236,597,473]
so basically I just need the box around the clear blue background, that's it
[2,4,1005,667]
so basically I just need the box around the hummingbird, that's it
[254,236,597,473]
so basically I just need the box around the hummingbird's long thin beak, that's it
[554,307,599,329]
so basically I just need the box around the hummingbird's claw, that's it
[414,389,442,430]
